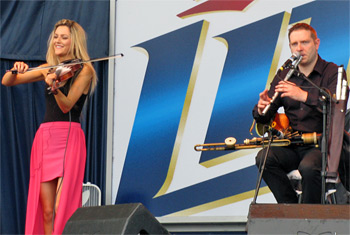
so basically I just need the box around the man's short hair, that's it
[288,23,317,41]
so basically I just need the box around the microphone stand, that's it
[295,70,338,204]
[252,128,274,204]
[253,57,302,203]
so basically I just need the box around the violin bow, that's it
[9,53,124,74]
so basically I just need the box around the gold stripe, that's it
[154,20,210,198]
[166,186,271,216]
[133,47,149,57]
[346,59,350,84]
[214,37,228,49]
[265,12,292,90]
[197,36,258,168]
[200,149,259,168]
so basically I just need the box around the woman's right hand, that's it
[12,61,29,74]
[2,62,46,87]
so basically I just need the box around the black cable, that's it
[51,110,71,232]
[50,67,79,231]
[275,73,317,90]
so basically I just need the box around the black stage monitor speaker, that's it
[63,203,170,234]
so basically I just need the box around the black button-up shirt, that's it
[253,55,345,133]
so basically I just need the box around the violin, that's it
[48,59,83,94]
[8,53,123,74]
[6,54,124,93]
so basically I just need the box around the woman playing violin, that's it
[2,19,97,234]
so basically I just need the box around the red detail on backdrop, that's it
[177,0,254,18]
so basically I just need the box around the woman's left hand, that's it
[45,72,58,87]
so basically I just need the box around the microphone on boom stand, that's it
[278,52,301,72]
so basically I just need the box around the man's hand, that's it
[275,81,307,102]
[257,89,271,115]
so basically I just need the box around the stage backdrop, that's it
[112,0,350,218]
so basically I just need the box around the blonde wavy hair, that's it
[46,19,97,93]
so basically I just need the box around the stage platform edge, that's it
[247,203,350,234]
[158,216,247,234]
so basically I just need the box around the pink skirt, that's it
[25,122,86,235]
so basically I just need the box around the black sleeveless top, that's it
[42,67,87,123]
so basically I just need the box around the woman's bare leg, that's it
[55,177,63,213]
[40,178,58,234]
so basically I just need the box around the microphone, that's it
[278,52,301,71]
[341,79,348,101]
[336,65,344,100]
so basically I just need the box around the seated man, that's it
[252,23,348,203]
